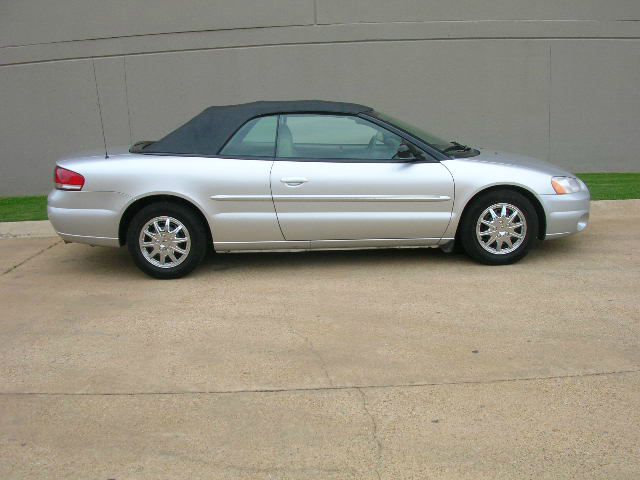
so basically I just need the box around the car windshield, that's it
[371,111,454,153]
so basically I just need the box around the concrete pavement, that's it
[0,220,56,240]
[1,201,639,479]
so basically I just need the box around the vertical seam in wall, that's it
[91,59,108,158]
[547,42,552,162]
[313,0,318,25]
[123,56,133,144]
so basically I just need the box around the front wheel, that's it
[127,202,208,279]
[459,190,538,265]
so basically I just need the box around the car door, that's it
[208,115,284,248]
[270,114,454,243]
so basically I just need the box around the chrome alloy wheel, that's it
[139,216,191,268]
[475,203,527,255]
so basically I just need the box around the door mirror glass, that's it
[396,144,413,159]
[395,144,425,160]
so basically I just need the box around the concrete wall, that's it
[1,1,639,196]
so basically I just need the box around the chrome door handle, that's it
[281,177,308,186]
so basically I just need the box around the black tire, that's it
[126,202,208,279]
[459,189,538,265]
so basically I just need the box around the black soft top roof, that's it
[140,100,373,156]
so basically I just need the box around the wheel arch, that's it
[118,194,213,246]
[456,184,547,241]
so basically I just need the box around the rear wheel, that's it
[127,202,207,279]
[459,189,538,265]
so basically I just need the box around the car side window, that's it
[220,115,278,157]
[276,114,418,160]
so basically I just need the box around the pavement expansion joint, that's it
[2,368,638,397]
[1,239,62,275]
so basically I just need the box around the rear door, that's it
[209,115,283,245]
[270,114,454,242]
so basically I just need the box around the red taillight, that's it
[54,166,85,191]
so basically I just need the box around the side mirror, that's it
[396,144,414,159]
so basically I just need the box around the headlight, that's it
[551,176,581,195]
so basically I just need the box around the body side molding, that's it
[212,194,451,202]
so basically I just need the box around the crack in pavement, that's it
[283,318,334,387]
[1,240,62,275]
[1,368,638,397]
[358,388,383,480]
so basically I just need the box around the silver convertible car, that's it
[48,100,590,279]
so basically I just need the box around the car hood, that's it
[461,149,574,177]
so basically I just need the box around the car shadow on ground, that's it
[197,237,582,273]
[201,246,457,272]
[59,235,582,280]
